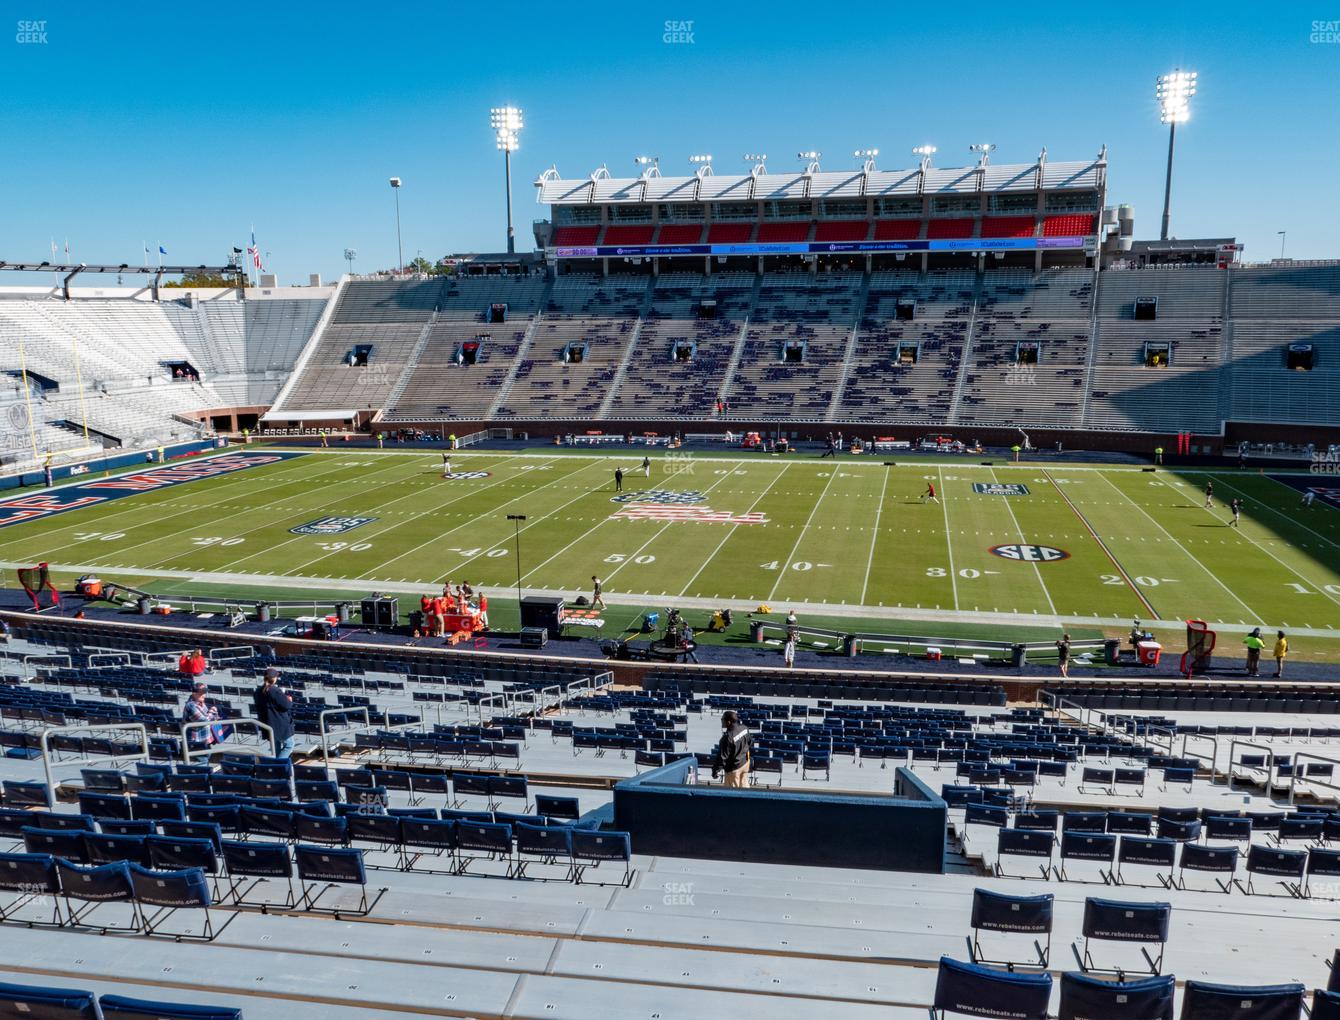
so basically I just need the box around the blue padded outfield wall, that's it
[613,758,947,873]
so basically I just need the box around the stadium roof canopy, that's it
[536,150,1106,205]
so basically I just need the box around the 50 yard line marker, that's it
[1043,468,1158,619]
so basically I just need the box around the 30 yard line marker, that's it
[938,466,960,612]
[858,466,890,606]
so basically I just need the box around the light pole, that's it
[389,177,403,274]
[507,513,526,608]
[1156,69,1197,241]
[491,106,523,254]
[1278,231,1287,260]
[344,248,357,276]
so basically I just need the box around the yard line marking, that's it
[212,455,515,572]
[1098,471,1263,619]
[0,452,332,557]
[349,456,601,579]
[937,466,959,612]
[679,464,793,598]
[858,466,890,606]
[768,466,841,601]
[1042,469,1158,619]
[1216,474,1340,551]
[988,467,1057,616]
[526,461,746,588]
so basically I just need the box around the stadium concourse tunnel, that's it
[612,756,947,872]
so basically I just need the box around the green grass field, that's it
[3,447,1339,653]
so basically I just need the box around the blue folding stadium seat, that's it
[0,852,62,924]
[219,840,293,907]
[129,863,225,941]
[512,822,574,880]
[159,821,224,853]
[1107,812,1153,836]
[1178,980,1304,1020]
[1304,847,1340,898]
[294,844,375,915]
[0,980,100,1019]
[488,775,529,811]
[1244,844,1307,896]
[571,829,632,886]
[85,832,150,868]
[3,780,51,808]
[1114,836,1176,888]
[1205,815,1252,846]
[239,806,297,841]
[931,956,1051,1019]
[56,858,138,933]
[130,794,186,822]
[1057,831,1117,882]
[535,794,580,821]
[454,821,513,875]
[1080,897,1171,975]
[24,827,91,864]
[294,813,348,846]
[995,828,1055,880]
[969,888,1052,968]
[1176,842,1238,894]
[79,791,131,820]
[1057,971,1174,1020]
[1313,989,1340,1020]
[99,994,242,1020]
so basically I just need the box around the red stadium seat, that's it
[873,220,921,241]
[926,218,976,239]
[757,222,811,243]
[980,216,1036,239]
[550,226,601,246]
[1042,213,1097,236]
[655,223,705,244]
[602,225,655,245]
[706,223,754,243]
[813,221,871,242]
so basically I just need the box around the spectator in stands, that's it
[1056,634,1071,679]
[711,710,753,788]
[478,590,489,631]
[0,618,9,644]
[1274,630,1288,678]
[178,648,207,677]
[254,666,295,758]
[182,682,220,748]
[784,635,796,669]
[1243,628,1265,677]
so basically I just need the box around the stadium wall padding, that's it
[0,440,224,491]
[612,758,947,873]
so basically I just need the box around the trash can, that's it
[842,634,860,657]
[255,602,271,623]
[1104,638,1121,666]
[335,602,350,623]
[1011,643,1027,668]
[748,619,765,643]
[137,596,151,615]
[1137,640,1162,667]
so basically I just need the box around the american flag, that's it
[611,503,767,525]
[247,229,264,271]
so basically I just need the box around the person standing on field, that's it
[590,575,605,609]
[642,456,651,479]
[1274,630,1288,678]
[1243,628,1264,677]
[1204,480,1214,508]
[922,480,939,504]
[1228,498,1241,527]
[614,467,623,492]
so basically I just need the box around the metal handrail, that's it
[40,722,150,809]
[476,692,506,726]
[318,706,370,768]
[1178,731,1219,770]
[180,718,275,764]
[208,645,255,663]
[23,654,70,678]
[1286,751,1340,806]
[88,653,132,669]
[1226,738,1276,793]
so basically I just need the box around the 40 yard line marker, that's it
[1042,468,1159,620]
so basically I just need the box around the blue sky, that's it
[3,2,1338,283]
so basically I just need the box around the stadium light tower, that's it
[969,143,996,165]
[388,178,403,274]
[491,106,524,254]
[506,514,526,606]
[634,155,660,177]
[1156,69,1197,241]
[688,154,713,176]
[854,148,879,173]
[343,249,357,276]
[743,153,768,175]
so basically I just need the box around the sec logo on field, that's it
[290,516,378,536]
[443,471,491,480]
[990,543,1070,562]
[611,489,705,505]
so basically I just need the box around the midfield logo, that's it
[290,516,378,536]
[990,543,1070,562]
[611,489,705,505]
[443,471,491,480]
[973,483,1030,496]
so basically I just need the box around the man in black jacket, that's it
[253,666,295,758]
[711,710,752,788]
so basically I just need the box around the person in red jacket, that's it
[178,648,207,677]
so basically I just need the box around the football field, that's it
[2,447,1339,635]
